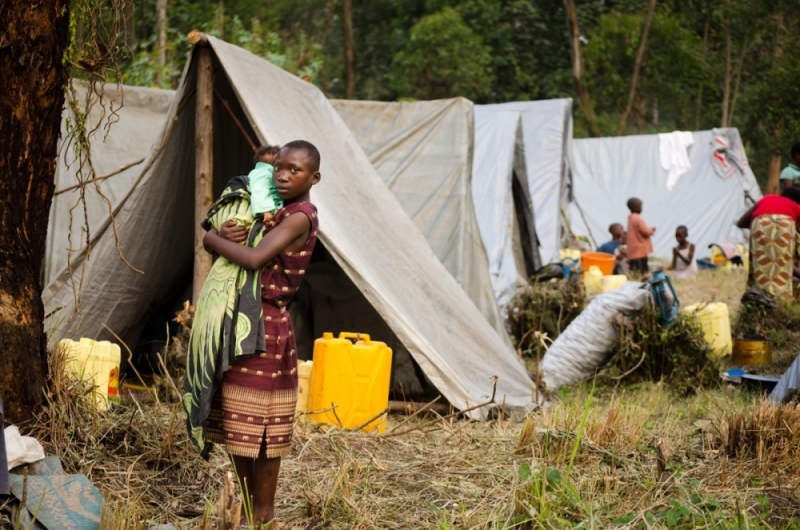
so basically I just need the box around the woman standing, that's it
[201,141,321,528]
[737,188,800,298]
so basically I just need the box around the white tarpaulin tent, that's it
[42,37,536,415]
[569,129,762,259]
[471,99,573,307]
[45,83,175,285]
[330,98,506,337]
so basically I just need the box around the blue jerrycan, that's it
[649,271,679,326]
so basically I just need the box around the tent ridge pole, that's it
[193,44,214,304]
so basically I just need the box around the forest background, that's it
[94,0,800,189]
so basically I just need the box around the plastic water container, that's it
[296,360,314,415]
[560,248,582,262]
[601,275,628,293]
[308,332,393,432]
[682,303,732,359]
[583,266,603,294]
[59,338,121,410]
[62,337,93,380]
[581,252,615,275]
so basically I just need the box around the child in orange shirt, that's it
[625,197,656,274]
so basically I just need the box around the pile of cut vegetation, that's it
[506,277,584,358]
[602,305,719,394]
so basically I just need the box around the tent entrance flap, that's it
[512,170,539,277]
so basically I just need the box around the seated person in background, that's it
[780,142,800,190]
[614,232,628,275]
[666,225,697,280]
[597,223,624,255]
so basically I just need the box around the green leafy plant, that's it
[604,305,719,394]
[390,7,494,101]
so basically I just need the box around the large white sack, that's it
[769,354,800,404]
[540,282,651,389]
[4,426,45,470]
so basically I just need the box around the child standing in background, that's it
[249,144,283,223]
[626,197,655,274]
[667,225,697,279]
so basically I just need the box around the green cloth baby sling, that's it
[183,175,267,453]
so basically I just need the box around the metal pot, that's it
[732,338,774,366]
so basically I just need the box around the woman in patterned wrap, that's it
[737,187,800,298]
[203,140,321,528]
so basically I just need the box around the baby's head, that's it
[627,197,642,214]
[254,144,281,166]
[675,225,688,244]
[272,140,321,202]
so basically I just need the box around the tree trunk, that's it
[728,39,749,126]
[217,1,225,40]
[123,0,135,48]
[343,0,356,99]
[251,17,260,53]
[721,18,732,127]
[616,0,657,136]
[695,0,712,130]
[767,150,782,195]
[155,0,167,87]
[563,0,600,137]
[0,0,70,424]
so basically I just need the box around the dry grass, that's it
[6,271,798,528]
[671,269,748,314]
[7,361,800,529]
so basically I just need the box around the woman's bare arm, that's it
[204,213,311,270]
[204,221,248,254]
[737,205,757,229]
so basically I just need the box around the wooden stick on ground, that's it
[384,377,498,438]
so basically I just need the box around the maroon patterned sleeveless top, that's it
[227,201,318,392]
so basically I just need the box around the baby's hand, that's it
[262,212,273,223]
[218,221,247,244]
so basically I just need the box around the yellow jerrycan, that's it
[60,337,93,380]
[601,275,628,293]
[295,360,314,416]
[682,303,732,359]
[308,332,393,433]
[59,338,121,410]
[583,266,604,294]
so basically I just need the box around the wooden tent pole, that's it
[193,35,214,305]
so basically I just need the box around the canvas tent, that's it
[330,98,506,337]
[45,83,175,286]
[471,100,573,307]
[569,129,762,259]
[42,36,536,415]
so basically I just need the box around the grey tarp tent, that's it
[471,100,572,308]
[330,98,506,338]
[45,83,175,286]
[569,129,762,258]
[42,37,536,415]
